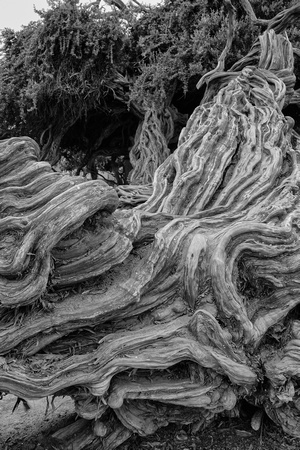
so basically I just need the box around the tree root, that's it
[2,13,300,450]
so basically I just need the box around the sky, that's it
[0,0,161,31]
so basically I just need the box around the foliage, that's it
[129,0,227,108]
[251,0,299,19]
[0,0,130,141]
[0,24,42,138]
[0,0,299,166]
[129,0,300,108]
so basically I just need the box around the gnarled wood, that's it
[2,3,300,449]
[129,106,171,185]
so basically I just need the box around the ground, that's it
[1,394,300,450]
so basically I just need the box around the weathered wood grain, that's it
[2,6,300,448]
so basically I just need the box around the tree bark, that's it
[129,105,172,185]
[2,4,300,449]
[40,120,77,167]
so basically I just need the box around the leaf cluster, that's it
[128,0,260,109]
[0,0,130,139]
[0,0,299,163]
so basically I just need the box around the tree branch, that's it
[196,0,236,90]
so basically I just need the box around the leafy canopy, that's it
[0,0,299,165]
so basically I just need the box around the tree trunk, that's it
[2,5,300,450]
[128,105,172,184]
[40,115,81,166]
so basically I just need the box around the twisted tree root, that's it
[2,22,300,449]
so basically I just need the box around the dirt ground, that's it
[1,393,300,450]
[0,394,74,450]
